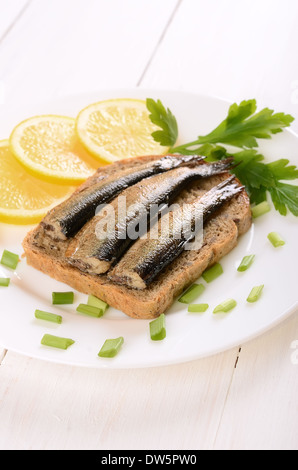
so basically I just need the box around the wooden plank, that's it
[0,347,238,450]
[0,0,30,105]
[0,0,29,40]
[214,312,298,450]
[140,0,298,132]
[0,0,178,108]
[0,349,6,364]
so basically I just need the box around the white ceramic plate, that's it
[0,89,297,369]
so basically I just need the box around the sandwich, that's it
[22,154,252,319]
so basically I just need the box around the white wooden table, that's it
[0,0,297,450]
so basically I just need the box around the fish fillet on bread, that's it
[22,154,252,319]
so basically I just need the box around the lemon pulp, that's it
[10,115,100,184]
[0,140,75,224]
[76,99,169,163]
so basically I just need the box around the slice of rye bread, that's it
[22,154,252,319]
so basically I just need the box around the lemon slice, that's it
[9,115,100,184]
[0,140,75,224]
[75,99,169,163]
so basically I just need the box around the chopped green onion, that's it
[267,232,285,247]
[251,201,271,218]
[149,313,166,341]
[87,294,109,313]
[247,285,264,303]
[213,298,237,313]
[98,337,124,358]
[41,334,74,349]
[76,303,103,317]
[188,303,209,313]
[52,291,74,305]
[0,277,10,287]
[0,250,19,270]
[178,283,205,304]
[237,254,255,272]
[202,263,223,283]
[35,309,62,324]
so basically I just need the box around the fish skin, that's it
[66,159,234,275]
[108,176,244,289]
[40,154,205,240]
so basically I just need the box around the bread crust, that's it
[22,155,252,319]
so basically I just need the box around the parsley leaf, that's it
[234,161,275,190]
[249,186,268,205]
[267,159,298,180]
[146,98,178,147]
[232,152,298,216]
[270,182,298,216]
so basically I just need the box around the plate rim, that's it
[0,299,297,369]
[1,87,297,369]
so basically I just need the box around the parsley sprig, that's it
[146,98,298,217]
[146,98,178,147]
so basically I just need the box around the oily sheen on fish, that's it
[65,159,234,275]
[40,154,205,240]
[108,176,244,289]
